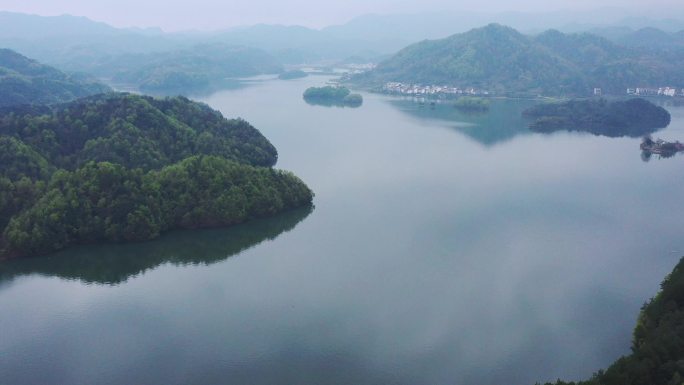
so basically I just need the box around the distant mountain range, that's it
[85,44,283,94]
[3,10,682,70]
[2,11,684,98]
[352,24,684,97]
[0,48,110,107]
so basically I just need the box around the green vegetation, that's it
[454,96,490,112]
[523,98,671,137]
[352,24,684,97]
[303,86,363,107]
[108,44,283,94]
[0,93,313,259]
[304,86,351,99]
[538,256,684,385]
[0,206,312,285]
[0,49,110,107]
[278,70,308,80]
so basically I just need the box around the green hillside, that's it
[108,44,283,94]
[540,256,684,385]
[354,24,684,96]
[0,48,110,107]
[0,93,313,259]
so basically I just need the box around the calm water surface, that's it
[2,75,684,385]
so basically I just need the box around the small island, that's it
[278,70,308,80]
[641,136,684,159]
[523,98,671,137]
[303,86,363,107]
[454,96,490,112]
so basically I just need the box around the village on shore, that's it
[381,81,684,98]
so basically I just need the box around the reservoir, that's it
[1,75,683,385]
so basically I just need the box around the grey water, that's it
[2,74,684,385]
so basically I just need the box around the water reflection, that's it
[386,98,535,146]
[303,98,363,108]
[0,206,312,286]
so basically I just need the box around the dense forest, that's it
[303,86,363,107]
[0,93,313,259]
[0,48,110,107]
[352,24,684,97]
[539,256,684,385]
[523,98,671,137]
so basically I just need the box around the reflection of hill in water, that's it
[0,206,313,286]
[386,98,536,146]
[303,99,362,108]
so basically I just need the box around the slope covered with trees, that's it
[92,44,282,94]
[353,24,684,96]
[0,48,110,107]
[523,98,671,137]
[539,256,684,385]
[0,93,313,259]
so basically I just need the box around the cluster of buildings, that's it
[626,87,684,97]
[383,82,490,97]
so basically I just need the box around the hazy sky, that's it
[2,0,683,31]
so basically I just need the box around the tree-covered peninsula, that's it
[0,93,313,259]
[523,98,671,137]
[303,86,363,107]
[0,48,110,107]
[538,256,684,385]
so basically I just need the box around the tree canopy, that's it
[303,86,363,107]
[0,93,313,259]
[538,256,684,385]
[0,48,110,107]
[353,24,684,97]
[523,98,671,137]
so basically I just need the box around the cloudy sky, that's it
[2,0,683,31]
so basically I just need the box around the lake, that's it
[1,75,684,385]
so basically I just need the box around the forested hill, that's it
[0,93,278,170]
[523,98,671,137]
[0,48,110,107]
[353,24,684,96]
[105,44,283,94]
[540,256,684,385]
[0,93,313,259]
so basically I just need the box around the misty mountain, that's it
[0,12,394,70]
[0,49,110,107]
[0,12,183,66]
[353,24,684,96]
[205,24,394,64]
[615,27,684,49]
[107,44,283,94]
